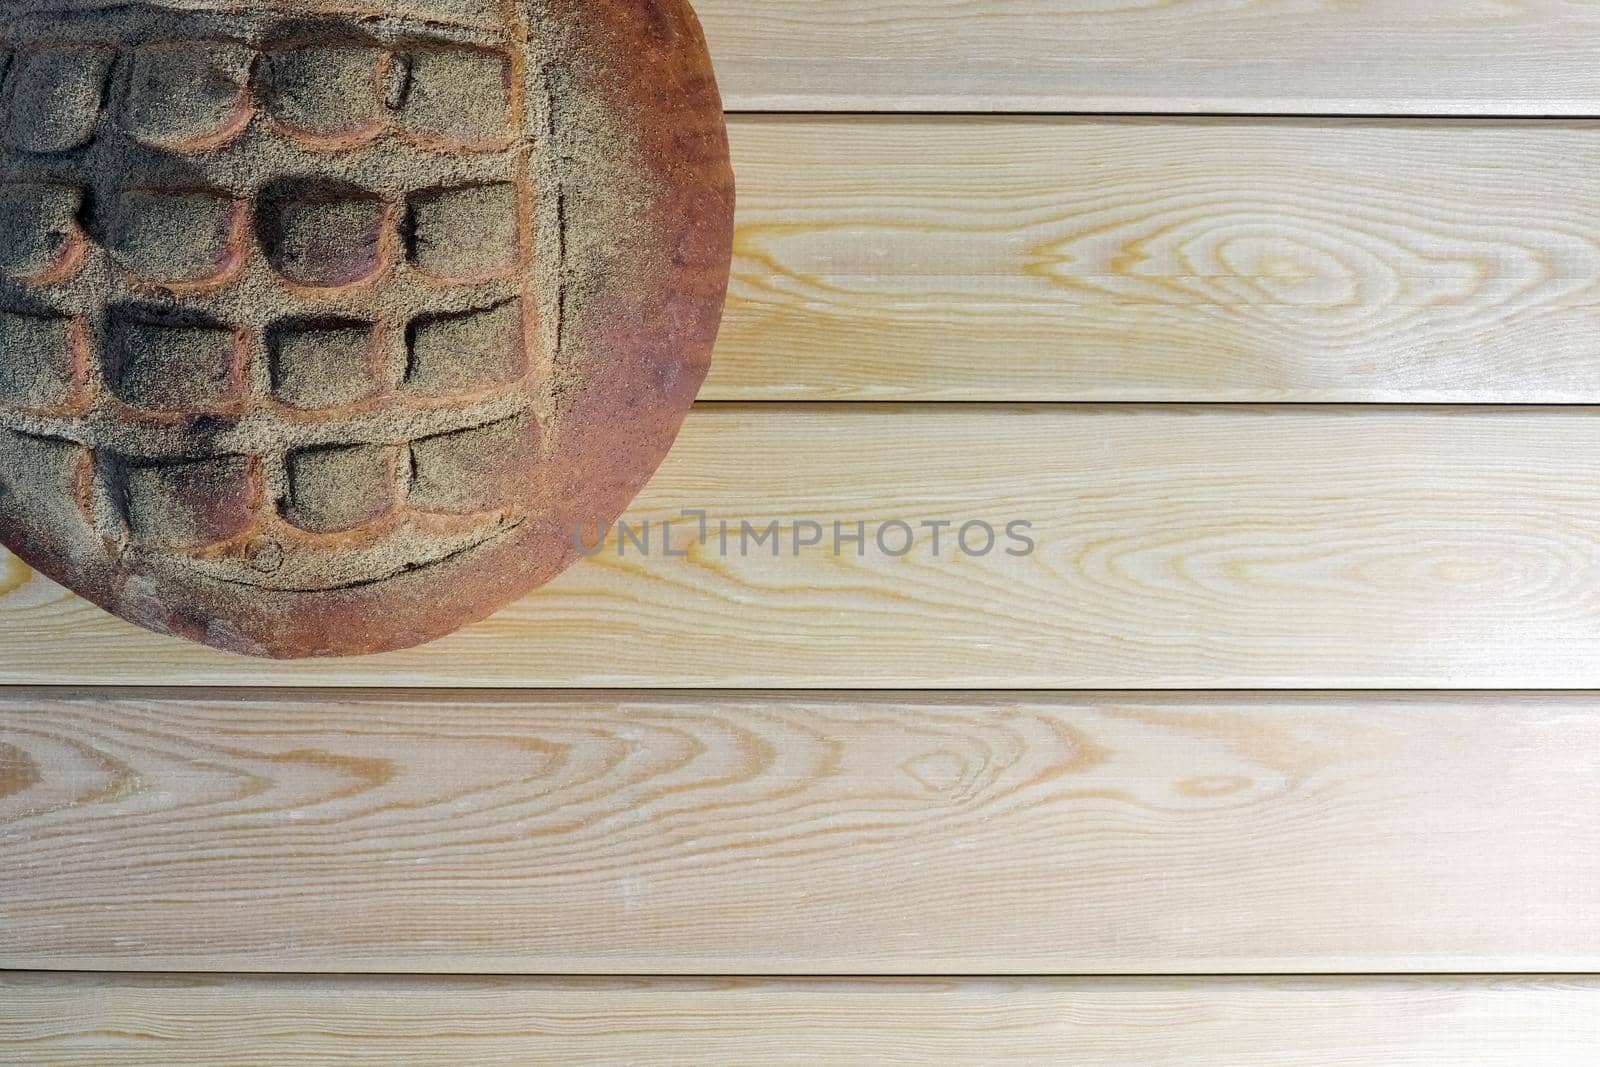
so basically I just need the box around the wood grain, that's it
[710,117,1600,402]
[4,973,1598,1065]
[700,1,1600,114]
[6,689,1600,972]
[8,405,1600,687]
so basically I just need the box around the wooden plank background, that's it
[8,406,1600,688]
[4,974,1598,1065]
[7,1,1600,1060]
[711,117,1600,402]
[700,1,1600,114]
[5,689,1600,973]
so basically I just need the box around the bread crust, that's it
[0,0,734,657]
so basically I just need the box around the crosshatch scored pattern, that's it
[8,1,1600,1063]
[0,1,548,597]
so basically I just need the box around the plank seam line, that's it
[723,110,1600,122]
[8,969,1600,981]
[689,402,1600,413]
[7,686,1600,697]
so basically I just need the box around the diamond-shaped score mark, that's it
[123,41,254,150]
[407,182,522,282]
[261,42,388,140]
[106,188,244,288]
[257,179,388,289]
[407,414,536,515]
[258,38,512,150]
[0,310,80,408]
[392,46,512,149]
[269,318,383,410]
[0,431,91,539]
[115,454,259,549]
[4,43,115,154]
[283,444,399,534]
[104,310,246,413]
[404,300,526,397]
[0,182,84,283]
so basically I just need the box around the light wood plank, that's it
[7,406,1600,687]
[6,690,1600,972]
[4,974,1598,1065]
[711,117,1600,402]
[701,1,1600,114]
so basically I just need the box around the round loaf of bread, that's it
[0,0,734,657]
